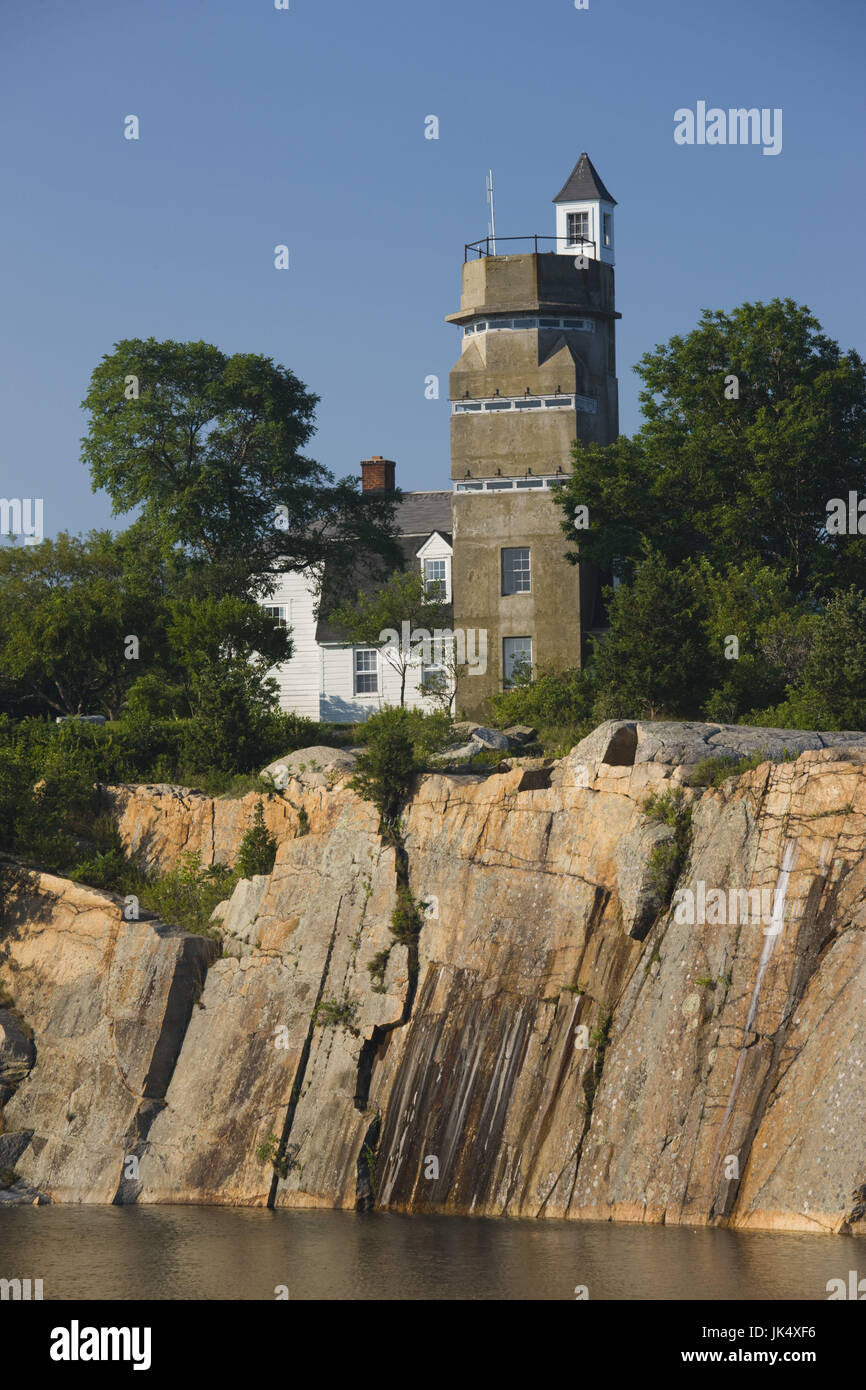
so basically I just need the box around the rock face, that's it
[2,727,866,1235]
[0,876,214,1204]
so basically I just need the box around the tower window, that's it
[354,648,379,695]
[603,212,612,248]
[503,636,532,688]
[567,211,589,245]
[502,547,531,595]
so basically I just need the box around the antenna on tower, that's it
[486,169,496,255]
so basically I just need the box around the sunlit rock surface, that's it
[2,726,865,1235]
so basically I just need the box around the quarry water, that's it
[2,1206,862,1300]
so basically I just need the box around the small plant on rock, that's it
[367,947,391,993]
[312,997,360,1035]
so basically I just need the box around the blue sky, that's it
[2,0,864,538]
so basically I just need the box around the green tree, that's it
[590,547,711,720]
[754,587,866,730]
[164,594,290,773]
[349,706,429,827]
[693,558,815,723]
[329,569,453,706]
[555,300,866,597]
[0,526,174,718]
[80,338,403,596]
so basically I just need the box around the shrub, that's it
[312,997,359,1034]
[367,947,391,993]
[390,887,424,946]
[349,707,426,824]
[486,665,595,755]
[689,752,767,787]
[235,800,277,878]
[643,787,692,905]
[141,851,237,937]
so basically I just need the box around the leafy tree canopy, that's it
[556,299,866,597]
[0,525,175,718]
[81,338,404,596]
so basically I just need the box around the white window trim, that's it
[353,647,379,696]
[464,315,594,336]
[502,547,531,596]
[262,603,289,627]
[453,475,565,492]
[452,393,597,416]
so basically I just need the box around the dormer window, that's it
[567,211,589,245]
[424,558,448,598]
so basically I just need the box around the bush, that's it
[390,887,424,946]
[312,997,359,1033]
[234,800,277,878]
[642,788,692,905]
[367,948,391,993]
[141,851,237,936]
[486,665,595,754]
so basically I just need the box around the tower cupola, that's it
[552,152,616,265]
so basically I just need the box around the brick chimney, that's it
[360,455,396,492]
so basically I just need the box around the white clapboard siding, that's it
[265,538,456,724]
[263,569,322,721]
[319,644,452,723]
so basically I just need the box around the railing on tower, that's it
[464,234,597,262]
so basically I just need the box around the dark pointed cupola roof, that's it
[553,152,617,206]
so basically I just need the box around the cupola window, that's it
[567,211,589,244]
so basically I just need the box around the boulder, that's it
[450,720,481,742]
[261,746,357,789]
[568,718,866,787]
[469,726,510,751]
[502,725,538,747]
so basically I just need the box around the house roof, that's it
[553,152,617,206]
[393,490,453,535]
[314,491,453,644]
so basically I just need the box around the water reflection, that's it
[1,1206,861,1300]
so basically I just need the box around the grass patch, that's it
[688,749,798,789]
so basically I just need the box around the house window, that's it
[502,547,531,595]
[567,211,589,245]
[603,212,612,248]
[263,604,289,628]
[354,648,378,694]
[503,636,532,689]
[424,558,448,598]
[421,662,445,694]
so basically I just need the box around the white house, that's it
[263,457,454,723]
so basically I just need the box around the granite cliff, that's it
[2,720,865,1236]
